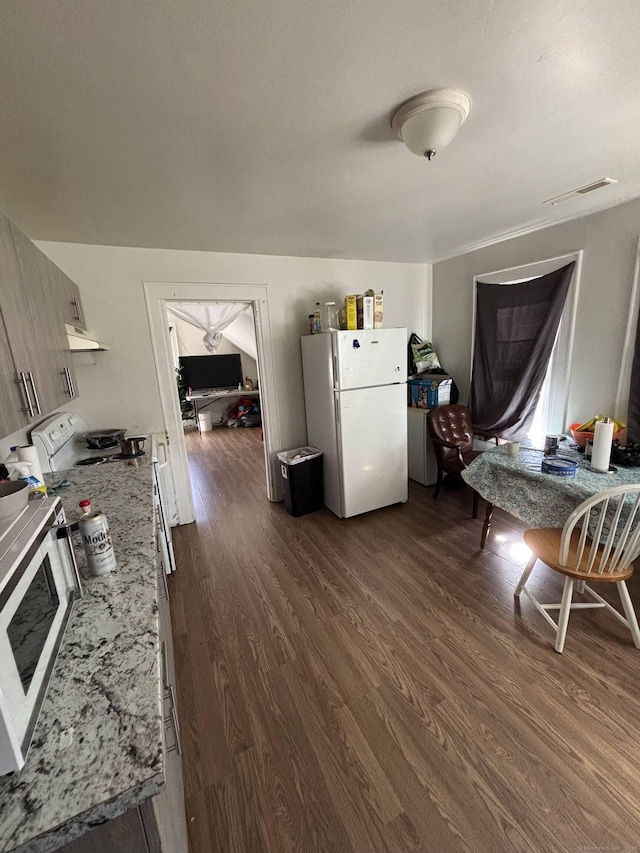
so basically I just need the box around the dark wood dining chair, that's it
[515,484,640,653]
[427,404,482,518]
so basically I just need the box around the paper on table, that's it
[591,419,614,473]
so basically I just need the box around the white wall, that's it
[33,243,428,453]
[432,197,640,426]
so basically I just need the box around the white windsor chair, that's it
[515,483,640,654]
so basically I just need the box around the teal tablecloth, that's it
[461,445,640,528]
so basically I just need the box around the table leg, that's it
[480,503,494,550]
[193,399,200,434]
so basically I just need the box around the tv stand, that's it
[186,389,260,433]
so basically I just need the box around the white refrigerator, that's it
[301,328,408,518]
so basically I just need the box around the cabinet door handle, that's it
[156,440,169,466]
[27,372,41,415]
[16,371,35,417]
[161,640,169,689]
[158,562,169,600]
[64,367,76,398]
[61,367,72,398]
[165,684,181,755]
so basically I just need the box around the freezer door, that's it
[333,328,406,390]
[336,383,408,517]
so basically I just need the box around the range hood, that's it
[66,323,110,352]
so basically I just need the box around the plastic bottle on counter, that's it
[4,447,19,465]
[6,461,47,497]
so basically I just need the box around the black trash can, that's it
[277,447,324,517]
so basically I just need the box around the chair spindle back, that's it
[559,485,640,575]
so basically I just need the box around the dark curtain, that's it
[470,262,574,440]
[628,312,640,444]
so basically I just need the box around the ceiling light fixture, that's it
[391,88,471,160]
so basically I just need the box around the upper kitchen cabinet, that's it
[0,316,26,436]
[57,269,87,331]
[0,217,39,435]
[0,214,78,435]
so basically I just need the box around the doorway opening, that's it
[144,282,282,526]
[167,300,266,510]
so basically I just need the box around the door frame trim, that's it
[144,281,281,524]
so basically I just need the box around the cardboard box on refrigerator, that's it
[408,374,452,409]
[356,293,374,329]
[345,295,357,330]
[373,292,383,328]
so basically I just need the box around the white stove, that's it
[30,412,142,472]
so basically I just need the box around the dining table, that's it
[461,442,640,548]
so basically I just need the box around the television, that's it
[179,354,243,391]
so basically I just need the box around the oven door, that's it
[0,504,80,774]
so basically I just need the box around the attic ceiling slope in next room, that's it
[1,0,640,263]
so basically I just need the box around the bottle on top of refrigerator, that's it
[308,314,315,335]
[321,302,339,332]
[313,302,321,334]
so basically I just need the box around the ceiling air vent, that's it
[544,178,617,205]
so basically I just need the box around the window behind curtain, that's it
[470,262,575,440]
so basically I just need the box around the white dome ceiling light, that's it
[391,88,471,160]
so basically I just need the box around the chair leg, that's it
[480,503,494,549]
[472,489,479,519]
[555,577,575,654]
[434,468,443,499]
[515,554,536,597]
[617,581,640,649]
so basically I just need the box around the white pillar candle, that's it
[591,420,614,473]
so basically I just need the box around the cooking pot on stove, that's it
[84,429,126,450]
[119,435,147,457]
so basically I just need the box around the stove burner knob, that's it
[49,429,62,442]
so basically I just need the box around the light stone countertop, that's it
[0,456,164,853]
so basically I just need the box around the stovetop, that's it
[75,451,146,466]
[30,411,147,472]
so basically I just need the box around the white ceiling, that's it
[1,0,640,263]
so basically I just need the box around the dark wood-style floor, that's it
[169,427,640,853]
